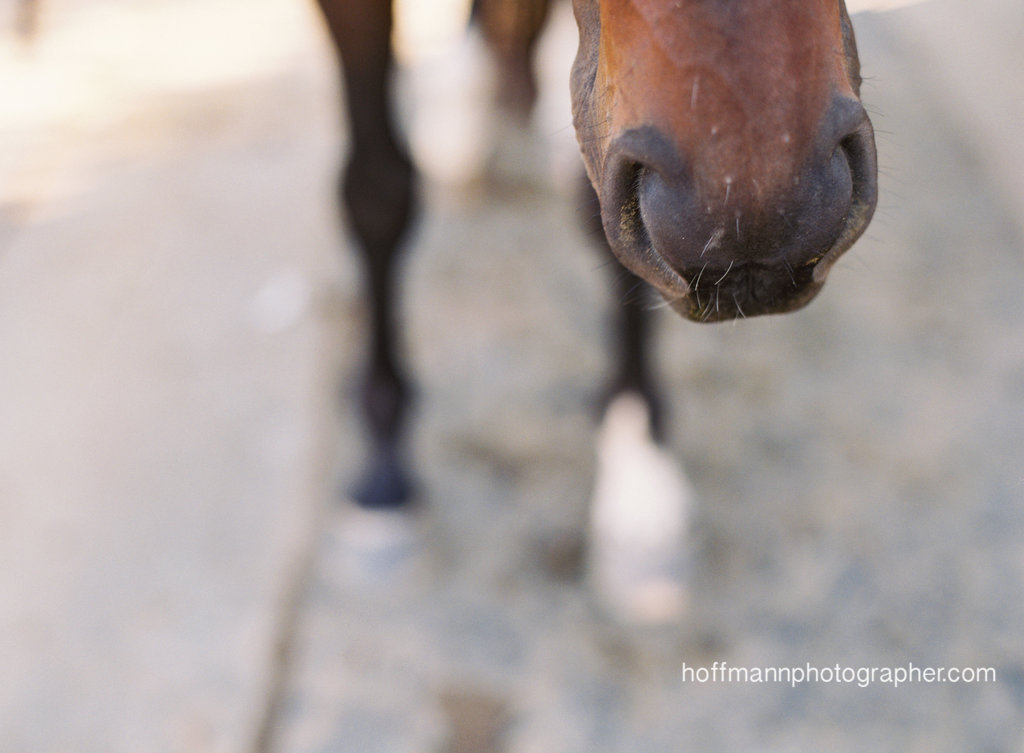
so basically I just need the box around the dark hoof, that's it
[348,449,416,510]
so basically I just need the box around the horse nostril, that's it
[824,98,877,210]
[838,126,877,214]
[810,102,878,282]
[599,128,693,300]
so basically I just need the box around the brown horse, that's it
[572,0,877,322]
[316,0,877,597]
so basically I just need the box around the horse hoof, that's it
[349,449,417,510]
[588,392,693,624]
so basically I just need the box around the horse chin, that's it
[665,277,826,323]
[603,198,831,323]
[657,201,874,323]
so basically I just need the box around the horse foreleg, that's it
[473,0,553,121]
[582,180,694,623]
[16,0,40,39]
[318,0,417,509]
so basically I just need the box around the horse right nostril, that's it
[599,129,692,300]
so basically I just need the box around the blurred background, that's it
[1,0,1022,751]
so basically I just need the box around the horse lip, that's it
[812,191,875,283]
[668,264,828,322]
[638,236,691,301]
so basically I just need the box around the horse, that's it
[316,0,877,619]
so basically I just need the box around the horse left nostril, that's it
[824,98,877,216]
[810,105,878,282]
[839,126,877,214]
[600,128,693,300]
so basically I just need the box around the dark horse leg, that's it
[475,0,661,428]
[15,0,40,39]
[473,0,553,121]
[573,178,665,438]
[317,0,688,617]
[581,183,691,623]
[473,2,687,620]
[317,0,416,509]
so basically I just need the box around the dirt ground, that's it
[1,1,1022,752]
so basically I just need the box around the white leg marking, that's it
[588,392,694,623]
[332,503,425,587]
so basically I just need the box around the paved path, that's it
[0,2,344,750]
[1,1,1021,752]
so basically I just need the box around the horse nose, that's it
[599,98,876,319]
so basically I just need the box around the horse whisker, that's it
[732,292,746,319]
[701,228,724,257]
[692,261,708,291]
[782,257,796,286]
[715,260,734,286]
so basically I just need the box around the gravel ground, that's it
[277,4,1024,753]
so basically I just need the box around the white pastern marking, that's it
[588,393,694,623]
[332,504,426,589]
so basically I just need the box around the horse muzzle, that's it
[598,97,878,322]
